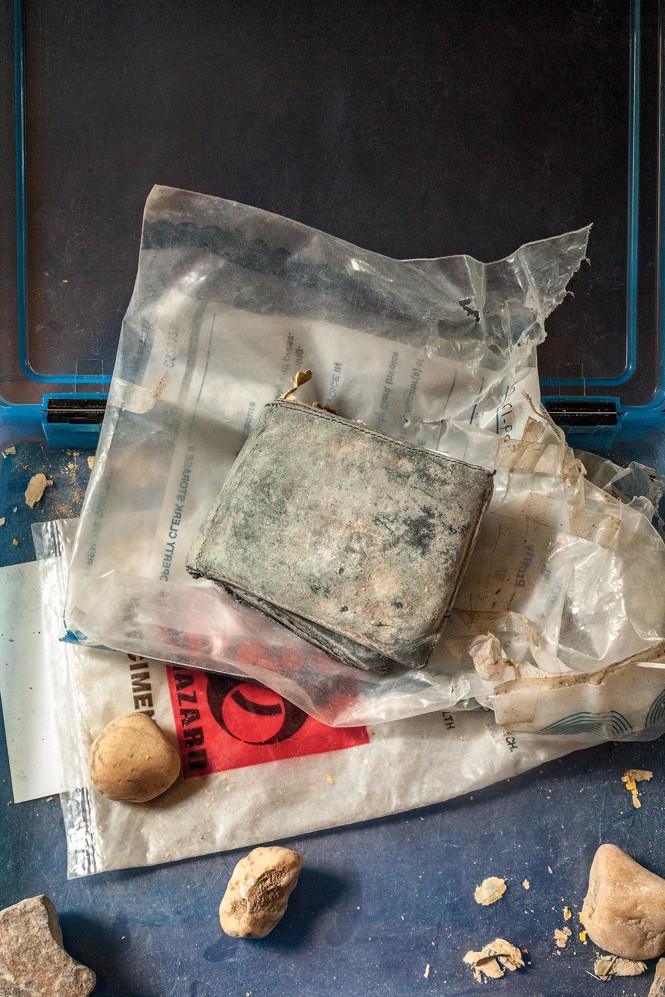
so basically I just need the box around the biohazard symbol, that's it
[206,675,308,745]
[166,666,369,777]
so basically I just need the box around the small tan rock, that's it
[220,846,303,938]
[554,927,571,948]
[0,895,95,995]
[582,844,665,960]
[24,473,53,508]
[89,712,181,802]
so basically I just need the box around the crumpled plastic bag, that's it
[63,186,665,734]
[38,519,588,878]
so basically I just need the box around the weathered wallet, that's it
[186,399,493,672]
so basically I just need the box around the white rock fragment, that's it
[220,846,303,939]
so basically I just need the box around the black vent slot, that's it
[45,397,107,424]
[544,400,618,427]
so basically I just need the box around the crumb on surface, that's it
[554,927,571,949]
[463,939,525,983]
[621,769,653,809]
[594,955,646,980]
[474,877,507,906]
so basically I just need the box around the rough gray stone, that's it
[0,895,95,996]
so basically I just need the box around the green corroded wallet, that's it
[186,399,493,672]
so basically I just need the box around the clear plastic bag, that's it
[38,519,587,878]
[63,186,665,732]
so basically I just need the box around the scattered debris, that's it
[547,866,553,874]
[594,955,647,980]
[220,846,303,938]
[648,957,665,996]
[87,455,95,470]
[463,938,525,983]
[0,517,4,527]
[0,894,95,995]
[24,473,53,509]
[563,906,572,921]
[326,774,334,785]
[2,446,16,457]
[622,769,653,809]
[522,879,530,890]
[12,539,18,546]
[423,964,430,979]
[12,506,17,513]
[554,927,572,948]
[474,877,507,906]
[582,843,665,959]
[579,930,588,944]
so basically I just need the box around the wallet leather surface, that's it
[186,399,493,671]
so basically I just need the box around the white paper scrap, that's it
[0,560,67,802]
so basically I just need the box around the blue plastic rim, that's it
[13,0,111,387]
[8,0,664,416]
[540,0,641,394]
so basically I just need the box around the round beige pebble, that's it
[89,713,181,803]
[220,846,303,938]
[582,844,665,960]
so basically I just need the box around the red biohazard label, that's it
[166,667,369,777]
